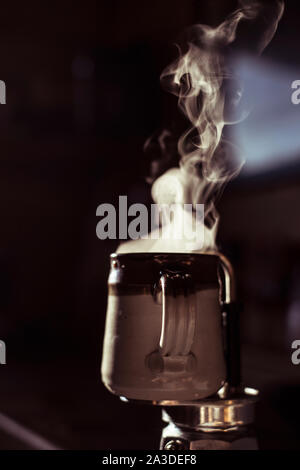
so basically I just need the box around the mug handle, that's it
[159,271,196,357]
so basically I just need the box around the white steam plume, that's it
[118,0,284,254]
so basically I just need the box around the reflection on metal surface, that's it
[161,389,259,430]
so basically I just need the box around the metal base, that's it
[160,388,259,450]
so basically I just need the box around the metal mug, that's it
[101,253,227,402]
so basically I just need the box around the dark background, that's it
[0,0,299,450]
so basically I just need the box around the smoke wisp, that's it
[118,0,284,254]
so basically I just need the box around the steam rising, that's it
[118,0,284,254]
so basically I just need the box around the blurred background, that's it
[0,0,299,450]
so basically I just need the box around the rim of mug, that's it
[111,251,220,259]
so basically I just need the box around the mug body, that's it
[101,253,226,401]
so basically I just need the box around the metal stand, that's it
[160,388,259,450]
